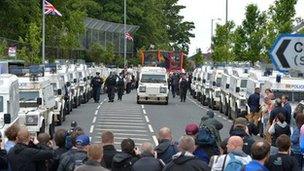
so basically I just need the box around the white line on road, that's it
[143,109,146,115]
[90,125,95,133]
[97,105,100,110]
[97,121,146,126]
[92,116,97,123]
[145,115,150,123]
[141,105,144,109]
[95,110,98,115]
[94,128,148,133]
[228,120,233,123]
[148,124,154,133]
[223,117,227,120]
[152,135,159,146]
[115,137,151,141]
[99,116,143,120]
[98,132,149,137]
[96,125,147,129]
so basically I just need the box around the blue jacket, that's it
[284,102,292,117]
[244,160,269,171]
[193,147,209,164]
[154,139,178,164]
[247,93,260,113]
[291,127,301,154]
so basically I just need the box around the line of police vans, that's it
[190,64,304,120]
[0,60,110,139]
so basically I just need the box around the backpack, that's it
[65,150,87,171]
[223,153,244,171]
[196,126,216,146]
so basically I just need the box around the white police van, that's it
[137,67,169,105]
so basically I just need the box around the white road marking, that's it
[90,125,94,133]
[228,120,233,123]
[97,118,144,123]
[95,110,98,115]
[115,137,151,141]
[97,121,146,126]
[97,105,100,110]
[102,132,149,137]
[141,105,144,109]
[96,125,147,129]
[92,116,97,123]
[145,115,150,123]
[99,116,143,120]
[143,109,147,115]
[148,124,154,133]
[94,128,148,133]
[152,135,159,146]
[223,117,227,120]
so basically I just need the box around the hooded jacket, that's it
[7,143,54,171]
[111,152,139,171]
[154,139,178,164]
[162,151,210,171]
[132,152,163,171]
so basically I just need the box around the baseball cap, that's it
[185,123,199,136]
[76,135,90,146]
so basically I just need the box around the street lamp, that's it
[226,0,228,23]
[124,0,127,68]
[210,18,222,52]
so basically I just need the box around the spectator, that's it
[229,121,255,155]
[132,142,163,171]
[51,129,68,171]
[7,127,54,171]
[111,138,140,171]
[185,123,210,163]
[4,124,19,153]
[281,95,292,120]
[58,134,90,171]
[154,127,178,164]
[269,98,290,125]
[291,113,304,168]
[101,131,117,169]
[230,117,259,136]
[75,144,109,171]
[0,132,8,170]
[163,135,210,171]
[211,136,252,171]
[247,87,261,124]
[265,134,300,171]
[260,97,274,138]
[265,89,275,100]
[35,133,54,171]
[268,113,291,146]
[208,138,228,168]
[243,140,270,171]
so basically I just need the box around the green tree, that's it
[193,50,204,66]
[0,40,7,58]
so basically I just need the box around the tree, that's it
[193,49,204,66]
[0,40,7,58]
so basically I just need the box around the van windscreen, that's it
[141,74,166,83]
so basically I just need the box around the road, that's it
[56,91,233,149]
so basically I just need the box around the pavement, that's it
[56,91,233,148]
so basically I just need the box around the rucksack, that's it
[196,126,216,146]
[65,150,87,171]
[223,153,244,171]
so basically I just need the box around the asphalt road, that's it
[56,91,233,148]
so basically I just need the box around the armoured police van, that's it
[137,67,169,105]
[0,74,20,137]
[200,65,214,106]
[192,67,202,99]
[68,64,81,108]
[57,64,73,114]
[17,66,56,136]
[219,67,234,115]
[208,67,224,110]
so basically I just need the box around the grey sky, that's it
[178,0,304,55]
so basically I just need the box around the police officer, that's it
[91,72,103,103]
[170,73,179,98]
[179,75,188,102]
[117,73,125,101]
[105,72,117,102]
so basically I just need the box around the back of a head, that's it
[296,114,304,128]
[251,141,270,160]
[121,138,135,154]
[54,129,67,148]
[141,142,154,154]
[227,136,244,152]
[275,98,282,107]
[276,134,291,152]
[277,113,286,123]
[159,127,172,140]
[5,124,20,141]
[87,144,103,161]
[37,133,51,145]
[71,128,85,146]
[178,135,195,153]
[101,131,114,144]
[16,127,30,144]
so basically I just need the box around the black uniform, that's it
[179,78,188,102]
[117,76,125,101]
[170,75,179,98]
[91,75,103,103]
[105,75,117,102]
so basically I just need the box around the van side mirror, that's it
[236,87,240,93]
[83,78,87,82]
[4,113,11,124]
[212,81,216,86]
[226,84,229,89]
[203,79,206,83]
[57,89,62,95]
[37,97,42,105]
[66,82,71,87]
[73,79,77,83]
[276,75,281,83]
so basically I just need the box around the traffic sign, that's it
[270,34,304,72]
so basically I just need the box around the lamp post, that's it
[124,0,127,68]
[210,18,221,52]
[225,0,228,23]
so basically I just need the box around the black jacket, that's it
[247,93,260,113]
[111,152,139,171]
[8,143,54,171]
[162,152,210,171]
[132,152,163,171]
[101,145,117,169]
[154,139,178,164]
[270,106,290,124]
[50,147,68,171]
[35,143,54,171]
[0,149,8,170]
[229,127,255,155]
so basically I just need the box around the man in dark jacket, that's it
[132,142,163,171]
[101,131,117,169]
[229,124,255,155]
[51,129,68,171]
[282,95,292,121]
[154,127,178,164]
[116,73,125,101]
[179,75,188,102]
[163,135,210,171]
[7,127,54,171]
[170,74,179,98]
[91,72,104,103]
[247,87,260,123]
[104,72,117,103]
[269,98,290,125]
[111,138,140,171]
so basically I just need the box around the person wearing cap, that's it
[185,123,210,163]
[58,134,90,171]
[91,72,104,103]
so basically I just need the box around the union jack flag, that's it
[44,0,62,17]
[125,32,133,41]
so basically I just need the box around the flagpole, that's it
[42,0,45,64]
[124,0,127,68]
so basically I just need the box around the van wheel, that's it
[137,96,141,104]
[39,121,45,134]
[49,119,55,139]
[164,97,169,105]
[219,101,223,113]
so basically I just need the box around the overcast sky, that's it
[178,0,304,55]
